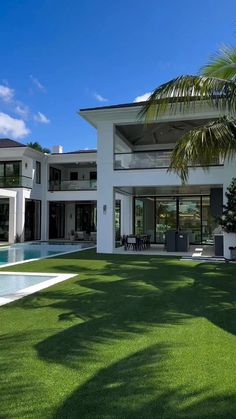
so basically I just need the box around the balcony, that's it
[114,150,220,170]
[48,179,97,191]
[0,176,32,188]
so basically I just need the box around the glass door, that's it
[0,199,9,241]
[49,202,65,239]
[134,198,155,242]
[156,199,177,243]
[75,202,97,234]
[178,197,201,244]
[25,200,41,241]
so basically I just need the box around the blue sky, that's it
[0,0,235,152]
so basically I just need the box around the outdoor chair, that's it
[75,231,86,240]
[125,236,137,251]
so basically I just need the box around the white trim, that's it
[0,244,96,269]
[0,272,77,306]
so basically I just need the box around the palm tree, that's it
[27,141,51,154]
[140,46,236,182]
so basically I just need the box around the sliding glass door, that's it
[156,199,176,244]
[25,200,41,241]
[134,195,216,244]
[178,197,201,244]
[134,198,155,241]
[0,199,9,241]
[49,202,65,239]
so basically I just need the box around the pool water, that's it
[0,242,93,266]
[0,274,57,297]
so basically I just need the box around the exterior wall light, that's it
[103,204,107,214]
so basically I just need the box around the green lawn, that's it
[0,249,236,418]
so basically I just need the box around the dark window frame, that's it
[36,161,41,184]
[70,171,78,181]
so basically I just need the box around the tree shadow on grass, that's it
[53,343,236,419]
[1,253,236,418]
[29,256,235,379]
[0,332,51,418]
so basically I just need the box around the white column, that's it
[120,193,133,236]
[41,162,48,241]
[16,189,25,242]
[8,196,16,243]
[97,122,115,253]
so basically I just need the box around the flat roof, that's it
[51,149,97,155]
[79,96,209,113]
[80,102,145,112]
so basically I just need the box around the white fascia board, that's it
[0,147,26,159]
[0,147,46,162]
[47,190,97,201]
[24,147,47,161]
[80,106,142,127]
[80,101,226,127]
[48,152,97,164]
[0,188,17,198]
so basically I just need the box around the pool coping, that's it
[0,272,77,306]
[0,244,96,269]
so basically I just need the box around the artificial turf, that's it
[0,249,235,418]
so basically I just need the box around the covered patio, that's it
[115,243,219,260]
[115,184,224,259]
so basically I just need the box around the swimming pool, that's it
[0,242,94,267]
[0,272,77,306]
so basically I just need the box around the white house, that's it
[80,100,235,258]
[0,98,235,258]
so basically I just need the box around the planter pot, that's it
[223,232,236,259]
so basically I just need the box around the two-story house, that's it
[0,97,234,259]
[80,99,235,258]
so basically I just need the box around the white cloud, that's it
[30,75,46,92]
[0,112,30,138]
[34,111,50,124]
[15,104,29,119]
[94,92,108,102]
[133,92,152,102]
[0,85,14,102]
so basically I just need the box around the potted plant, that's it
[220,178,236,260]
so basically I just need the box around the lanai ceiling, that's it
[116,118,214,146]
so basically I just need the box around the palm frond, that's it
[202,45,236,80]
[139,75,236,122]
[168,116,236,183]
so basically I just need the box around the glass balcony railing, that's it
[0,176,33,188]
[114,151,220,170]
[48,179,97,191]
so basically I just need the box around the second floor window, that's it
[0,161,20,177]
[70,172,78,181]
[36,161,41,184]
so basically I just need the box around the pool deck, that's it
[115,244,225,261]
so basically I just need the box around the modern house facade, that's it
[0,99,235,258]
[80,100,235,259]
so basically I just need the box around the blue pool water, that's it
[0,274,57,297]
[0,242,93,266]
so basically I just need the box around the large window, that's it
[134,195,216,244]
[0,199,9,241]
[49,202,65,239]
[0,161,20,178]
[24,200,41,241]
[75,202,97,233]
[35,161,41,184]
